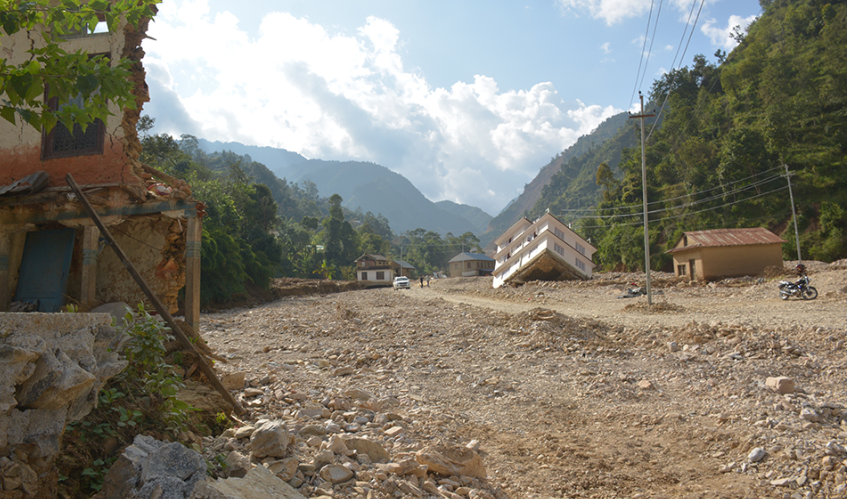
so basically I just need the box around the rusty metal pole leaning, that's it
[66,173,245,415]
[629,92,656,305]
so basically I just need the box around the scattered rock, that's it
[766,376,795,394]
[249,420,290,458]
[192,464,307,499]
[748,447,767,463]
[415,445,486,478]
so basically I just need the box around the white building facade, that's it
[492,213,596,288]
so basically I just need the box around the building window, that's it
[466,262,471,268]
[678,264,686,276]
[42,64,107,159]
[553,243,565,256]
[575,242,585,255]
[376,271,385,280]
[575,258,586,271]
[361,272,368,280]
[554,227,565,240]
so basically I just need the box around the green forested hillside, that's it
[556,0,847,270]
[434,200,492,235]
[529,118,640,221]
[480,111,630,248]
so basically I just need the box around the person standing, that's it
[420,276,424,288]
[426,275,430,287]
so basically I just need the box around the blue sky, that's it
[143,0,761,215]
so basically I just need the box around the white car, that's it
[393,276,411,290]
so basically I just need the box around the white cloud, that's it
[144,1,620,214]
[600,42,612,54]
[701,14,758,51]
[664,44,673,51]
[556,0,699,25]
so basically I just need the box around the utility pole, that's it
[784,164,802,264]
[629,92,656,305]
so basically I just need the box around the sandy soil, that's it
[201,263,847,498]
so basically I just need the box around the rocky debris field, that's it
[198,262,847,499]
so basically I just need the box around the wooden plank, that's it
[66,173,245,415]
[0,198,197,225]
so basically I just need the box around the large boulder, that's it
[249,420,290,459]
[97,435,206,499]
[0,313,128,498]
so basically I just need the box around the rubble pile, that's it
[74,264,847,498]
[200,384,506,499]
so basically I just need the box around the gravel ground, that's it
[200,262,847,499]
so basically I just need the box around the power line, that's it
[630,0,656,109]
[555,164,786,212]
[574,185,789,228]
[563,173,784,221]
[637,0,664,93]
[647,0,707,141]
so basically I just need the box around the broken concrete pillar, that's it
[185,216,201,332]
[0,232,9,311]
[81,225,100,309]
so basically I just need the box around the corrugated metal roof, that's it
[355,254,387,261]
[668,227,786,253]
[448,252,495,263]
[393,260,416,269]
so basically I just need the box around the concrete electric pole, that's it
[783,164,802,264]
[629,92,656,305]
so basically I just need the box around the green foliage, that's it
[541,1,847,269]
[0,0,160,131]
[395,230,482,275]
[117,304,193,431]
[139,122,285,303]
[61,304,196,495]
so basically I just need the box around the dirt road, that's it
[203,265,847,498]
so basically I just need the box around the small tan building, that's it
[666,228,786,281]
[448,252,495,277]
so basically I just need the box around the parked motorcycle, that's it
[778,275,818,300]
[617,283,662,299]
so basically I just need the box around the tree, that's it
[0,0,160,131]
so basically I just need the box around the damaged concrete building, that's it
[0,9,212,498]
[0,11,202,329]
[492,212,595,288]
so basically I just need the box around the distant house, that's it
[666,228,786,281]
[448,252,496,277]
[492,212,595,288]
[354,254,415,286]
[393,260,416,278]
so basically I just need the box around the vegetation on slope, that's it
[541,0,847,270]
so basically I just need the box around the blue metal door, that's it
[15,228,77,312]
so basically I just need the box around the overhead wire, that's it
[574,185,789,228]
[637,0,664,92]
[647,0,707,141]
[629,0,657,109]
[553,164,786,212]
[564,173,785,221]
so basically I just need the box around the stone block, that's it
[249,421,290,459]
[191,464,307,499]
[766,376,795,394]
